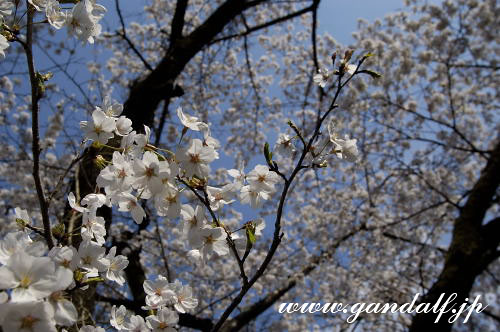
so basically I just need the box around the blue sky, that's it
[318,0,405,44]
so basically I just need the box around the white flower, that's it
[139,158,179,195]
[333,135,358,162]
[0,251,72,302]
[328,121,359,162]
[81,212,106,245]
[80,109,116,144]
[97,151,134,194]
[177,107,206,131]
[180,204,206,246]
[0,34,8,58]
[246,164,280,193]
[176,139,217,178]
[116,116,133,136]
[143,275,175,310]
[133,151,161,192]
[346,63,357,75]
[102,247,128,285]
[275,133,295,156]
[0,231,46,264]
[81,193,107,212]
[154,184,181,219]
[100,95,123,117]
[45,0,66,29]
[134,126,151,150]
[313,68,329,87]
[66,0,106,44]
[48,290,78,326]
[206,184,236,211]
[254,219,266,236]
[110,305,128,330]
[121,131,139,156]
[240,185,270,209]
[117,193,145,224]
[157,159,179,190]
[169,280,198,314]
[48,246,77,270]
[200,125,220,150]
[227,165,246,189]
[79,326,105,332]
[0,0,14,19]
[1,301,57,332]
[191,227,229,260]
[146,307,178,332]
[28,0,47,11]
[72,240,107,276]
[68,192,87,213]
[125,315,150,332]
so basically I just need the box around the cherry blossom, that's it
[80,109,116,144]
[180,204,207,246]
[168,279,198,314]
[176,138,217,178]
[177,107,207,131]
[313,68,330,87]
[0,34,8,58]
[190,227,229,261]
[246,164,280,193]
[0,231,45,264]
[110,305,128,330]
[146,307,178,332]
[101,247,129,285]
[66,0,106,44]
[81,213,106,244]
[239,185,270,209]
[0,0,13,19]
[1,301,57,332]
[48,290,78,326]
[117,193,145,224]
[45,0,66,29]
[0,251,72,302]
[125,315,150,332]
[143,275,174,310]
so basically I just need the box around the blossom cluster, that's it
[0,214,128,331]
[78,99,277,265]
[0,0,106,58]
[0,75,358,330]
[59,97,273,329]
[106,277,198,331]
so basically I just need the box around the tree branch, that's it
[220,226,361,331]
[122,0,267,129]
[23,2,54,249]
[210,1,319,45]
[170,0,189,46]
[115,0,153,71]
[409,139,500,331]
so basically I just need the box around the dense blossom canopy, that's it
[0,0,498,331]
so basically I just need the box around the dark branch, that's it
[410,139,500,331]
[210,1,319,45]
[170,0,189,46]
[115,0,153,71]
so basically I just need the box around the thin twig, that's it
[210,2,318,45]
[155,219,172,282]
[47,152,85,205]
[178,177,249,286]
[115,0,153,71]
[210,49,366,332]
[23,2,54,249]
